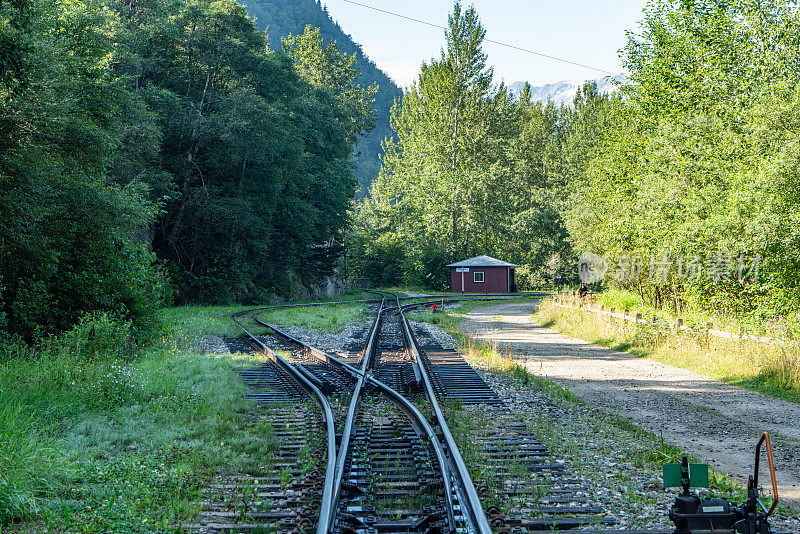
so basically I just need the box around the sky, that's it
[320,0,649,88]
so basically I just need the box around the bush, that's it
[598,288,642,312]
[60,313,135,361]
[362,233,406,287]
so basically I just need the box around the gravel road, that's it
[460,302,800,509]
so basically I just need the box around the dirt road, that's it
[460,302,800,507]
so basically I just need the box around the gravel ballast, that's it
[207,304,799,531]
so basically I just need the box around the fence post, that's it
[676,318,683,329]
[706,322,713,346]
[739,326,744,339]
[635,312,642,323]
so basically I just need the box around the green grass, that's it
[0,310,280,532]
[0,399,61,523]
[256,302,365,331]
[160,305,252,338]
[0,292,380,531]
[162,290,376,338]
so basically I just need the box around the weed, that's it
[0,307,280,530]
[0,397,61,523]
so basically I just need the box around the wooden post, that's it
[676,318,683,329]
[609,307,615,325]
[635,312,642,323]
[739,326,744,339]
[706,322,713,346]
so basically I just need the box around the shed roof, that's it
[447,255,519,268]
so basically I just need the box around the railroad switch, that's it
[665,433,778,534]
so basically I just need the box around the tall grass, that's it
[597,288,643,313]
[591,288,789,337]
[0,397,61,523]
[537,300,800,402]
[0,309,276,530]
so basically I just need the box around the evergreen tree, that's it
[360,2,573,289]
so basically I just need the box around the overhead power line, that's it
[338,0,615,75]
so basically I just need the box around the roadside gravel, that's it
[432,321,799,532]
[410,320,457,349]
[458,303,800,530]
[196,335,230,354]
[483,367,694,530]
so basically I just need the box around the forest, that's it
[3,0,800,338]
[0,0,374,340]
[349,0,800,326]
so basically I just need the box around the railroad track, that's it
[188,292,693,533]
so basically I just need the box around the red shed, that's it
[447,255,518,293]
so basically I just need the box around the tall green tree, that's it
[372,2,495,262]
[282,25,377,144]
[242,0,403,196]
[0,0,165,340]
[359,2,573,289]
[107,0,358,303]
[562,0,800,317]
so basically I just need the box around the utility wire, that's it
[338,0,615,75]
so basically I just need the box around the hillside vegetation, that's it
[243,0,403,196]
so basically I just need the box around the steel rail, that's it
[253,300,458,533]
[237,290,538,533]
[327,293,385,532]
[230,311,338,534]
[396,304,494,534]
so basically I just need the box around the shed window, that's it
[473,271,485,283]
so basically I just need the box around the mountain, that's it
[508,77,623,107]
[241,0,403,197]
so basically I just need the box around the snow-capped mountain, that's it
[508,76,623,107]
